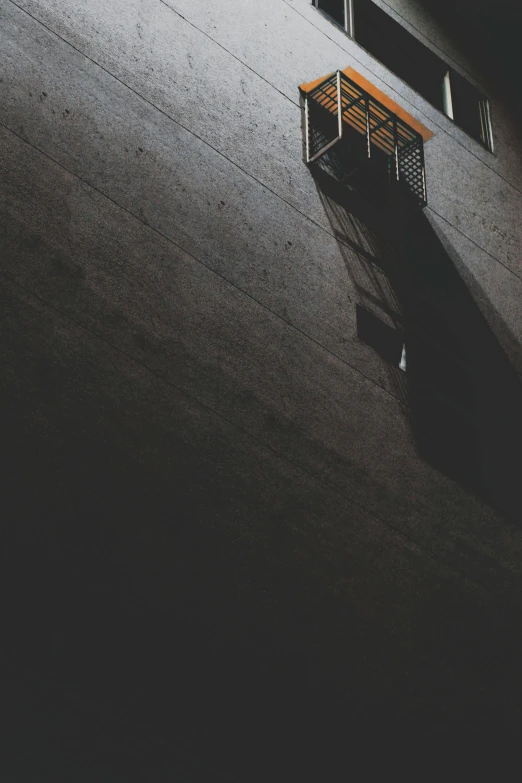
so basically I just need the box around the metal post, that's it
[442,70,454,120]
[337,70,343,139]
[366,96,371,158]
[484,100,494,153]
[345,0,354,37]
[393,116,399,181]
[304,95,311,163]
[479,100,487,147]
[420,141,427,204]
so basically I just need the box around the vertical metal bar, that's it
[346,0,354,37]
[337,70,343,138]
[365,96,371,158]
[485,100,494,153]
[479,101,487,147]
[393,116,399,181]
[420,142,427,204]
[305,94,311,163]
[442,70,454,120]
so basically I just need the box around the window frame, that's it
[312,0,494,152]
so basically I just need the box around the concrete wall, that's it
[2,0,522,775]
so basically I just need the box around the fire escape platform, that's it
[300,66,433,143]
[301,67,429,210]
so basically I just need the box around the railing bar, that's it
[345,112,368,127]
[393,116,399,181]
[345,120,367,135]
[309,86,336,101]
[308,134,342,163]
[370,116,394,136]
[345,113,366,125]
[340,94,366,116]
[372,124,395,138]
[337,70,343,137]
[314,90,338,103]
[398,136,422,153]
[341,90,364,103]
[345,107,368,122]
[341,72,406,127]
[373,141,395,155]
[346,108,369,123]
[373,137,394,150]
[368,103,391,119]
[365,95,371,158]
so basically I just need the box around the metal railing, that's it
[305,71,427,209]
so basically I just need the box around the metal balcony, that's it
[304,70,427,210]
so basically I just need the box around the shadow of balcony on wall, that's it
[311,166,522,524]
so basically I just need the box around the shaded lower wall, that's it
[2,153,522,782]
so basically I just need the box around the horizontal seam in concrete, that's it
[280,0,522,198]
[6,0,522,288]
[2,262,518,614]
[426,205,522,282]
[156,0,300,107]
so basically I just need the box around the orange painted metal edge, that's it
[299,67,433,143]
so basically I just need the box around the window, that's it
[315,0,346,29]
[356,305,406,369]
[315,0,354,35]
[313,0,493,151]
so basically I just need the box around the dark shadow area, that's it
[3,267,522,782]
[0,401,378,781]
[420,0,522,107]
[312,163,522,523]
[356,303,405,366]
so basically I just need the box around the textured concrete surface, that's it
[9,0,522,358]
[2,0,522,777]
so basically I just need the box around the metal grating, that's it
[305,71,427,209]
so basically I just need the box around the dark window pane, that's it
[354,0,446,110]
[317,0,345,28]
[450,69,484,144]
[356,305,404,366]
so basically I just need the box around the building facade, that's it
[2,0,522,776]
